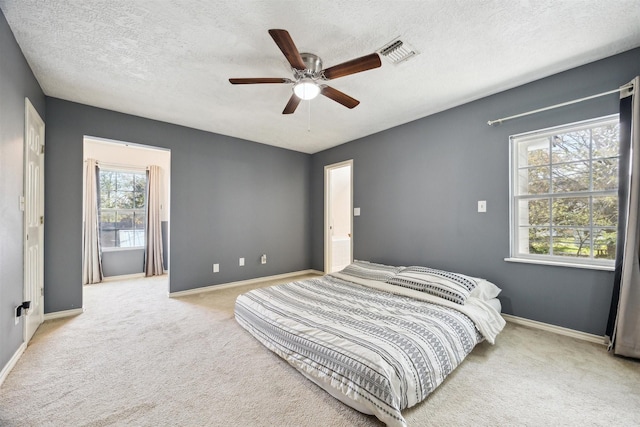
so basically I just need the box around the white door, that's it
[24,98,45,342]
[324,160,353,273]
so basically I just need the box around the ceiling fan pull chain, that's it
[308,100,312,132]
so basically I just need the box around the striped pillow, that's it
[386,266,480,305]
[340,260,402,281]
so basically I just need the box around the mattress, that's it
[235,272,505,426]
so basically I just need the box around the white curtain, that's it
[82,158,103,284]
[610,76,640,358]
[145,165,164,276]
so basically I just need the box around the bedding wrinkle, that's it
[331,272,505,344]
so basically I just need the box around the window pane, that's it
[552,228,591,258]
[99,210,117,248]
[592,124,620,158]
[134,174,146,192]
[592,158,618,191]
[115,191,134,209]
[99,210,116,226]
[593,196,618,226]
[518,199,549,226]
[118,230,136,247]
[134,211,146,229]
[99,171,116,208]
[99,171,115,193]
[116,173,134,191]
[134,189,145,209]
[552,130,590,163]
[519,138,549,167]
[552,197,590,226]
[100,190,115,209]
[552,160,590,193]
[116,211,133,229]
[525,227,550,255]
[134,230,145,247]
[593,228,617,260]
[100,230,117,248]
[518,166,550,195]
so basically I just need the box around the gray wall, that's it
[0,10,46,369]
[44,98,311,312]
[101,249,145,277]
[311,48,640,336]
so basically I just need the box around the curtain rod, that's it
[487,83,634,126]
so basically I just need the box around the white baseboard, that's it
[44,307,85,321]
[169,269,324,298]
[0,342,27,388]
[102,273,145,282]
[502,314,605,345]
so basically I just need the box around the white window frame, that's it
[99,168,147,251]
[506,114,619,271]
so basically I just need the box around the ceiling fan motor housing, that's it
[297,53,323,78]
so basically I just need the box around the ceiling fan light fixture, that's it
[293,79,320,100]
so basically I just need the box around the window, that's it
[510,115,619,268]
[99,169,146,249]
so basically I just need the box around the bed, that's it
[235,261,505,427]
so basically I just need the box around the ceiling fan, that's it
[229,29,382,114]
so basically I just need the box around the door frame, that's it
[81,136,171,297]
[23,97,45,342]
[324,159,353,274]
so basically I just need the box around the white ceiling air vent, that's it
[377,38,418,65]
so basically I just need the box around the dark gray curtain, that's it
[606,77,639,358]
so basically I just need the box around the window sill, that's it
[101,247,145,253]
[504,257,615,271]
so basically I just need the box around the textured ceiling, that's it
[1,1,639,154]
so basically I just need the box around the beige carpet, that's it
[1,274,639,426]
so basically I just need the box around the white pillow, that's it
[469,279,502,301]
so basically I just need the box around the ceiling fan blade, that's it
[229,78,291,84]
[283,94,302,114]
[268,29,306,71]
[320,86,360,109]
[322,53,382,80]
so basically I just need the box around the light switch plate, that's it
[354,207,361,216]
[478,200,487,213]
[239,257,245,266]
[213,263,219,273]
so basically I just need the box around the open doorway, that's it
[82,137,171,300]
[324,160,353,273]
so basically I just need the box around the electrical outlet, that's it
[213,263,219,273]
[261,254,267,264]
[14,307,19,325]
[239,257,245,266]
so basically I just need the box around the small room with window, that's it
[82,137,170,295]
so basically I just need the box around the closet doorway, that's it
[82,137,171,299]
[324,160,353,273]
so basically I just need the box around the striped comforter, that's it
[235,274,485,427]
